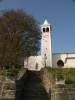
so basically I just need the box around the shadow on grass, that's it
[65,79,75,84]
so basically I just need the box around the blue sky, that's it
[0,0,75,53]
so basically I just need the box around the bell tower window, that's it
[43,28,45,32]
[46,27,49,32]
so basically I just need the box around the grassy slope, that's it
[46,67,75,84]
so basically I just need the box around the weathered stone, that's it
[2,90,15,98]
[56,93,67,100]
[9,90,15,95]
[3,82,15,90]
[0,81,2,89]
[0,68,27,100]
[0,76,6,82]
[0,92,1,97]
[6,77,16,82]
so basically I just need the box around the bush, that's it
[6,68,19,77]
[0,68,19,80]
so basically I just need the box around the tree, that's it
[57,60,64,68]
[0,9,41,69]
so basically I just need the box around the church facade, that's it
[24,20,75,70]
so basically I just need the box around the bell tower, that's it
[41,20,52,67]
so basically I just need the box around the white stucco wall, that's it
[24,53,75,70]
[64,54,75,68]
[52,54,61,67]
[60,53,75,68]
[66,59,75,68]
[60,54,67,62]
[52,53,75,68]
[67,54,75,57]
[24,55,44,70]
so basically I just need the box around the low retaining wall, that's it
[52,84,75,100]
[15,68,28,100]
[0,68,28,100]
[41,68,55,100]
[0,75,16,100]
[42,68,75,100]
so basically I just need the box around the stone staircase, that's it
[20,70,49,100]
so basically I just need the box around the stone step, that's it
[23,84,45,89]
[21,88,46,95]
[21,95,48,100]
[21,93,48,97]
[20,70,49,100]
[23,88,47,92]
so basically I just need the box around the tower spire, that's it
[43,19,49,25]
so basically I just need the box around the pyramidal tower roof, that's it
[43,19,50,25]
[41,19,50,27]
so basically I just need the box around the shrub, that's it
[6,68,19,77]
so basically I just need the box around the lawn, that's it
[46,67,75,84]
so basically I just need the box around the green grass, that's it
[46,67,75,84]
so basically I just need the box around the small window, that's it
[43,28,45,32]
[46,27,49,32]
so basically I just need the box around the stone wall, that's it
[42,68,75,100]
[0,68,28,100]
[52,84,75,100]
[15,68,28,100]
[0,75,16,100]
[41,68,55,100]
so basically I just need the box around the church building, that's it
[24,20,75,70]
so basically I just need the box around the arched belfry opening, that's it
[43,28,45,32]
[46,27,49,32]
[43,27,49,32]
